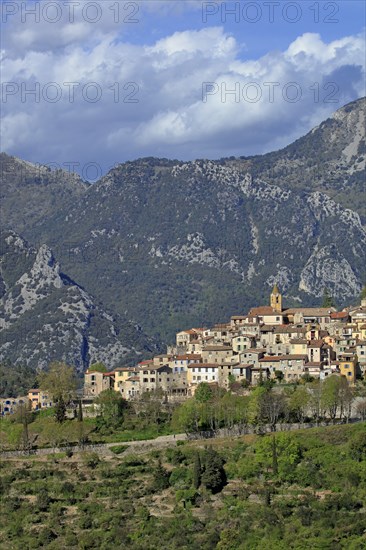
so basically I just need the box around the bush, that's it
[201,447,227,494]
[82,452,100,469]
[7,496,21,511]
[110,444,128,455]
[36,488,51,511]
[38,527,57,545]
[175,488,199,506]
[165,448,185,465]
[79,514,93,529]
[152,461,170,491]
[169,466,192,489]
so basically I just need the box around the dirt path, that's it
[0,433,187,458]
[1,418,364,459]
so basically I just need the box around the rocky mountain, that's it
[0,153,89,237]
[235,97,365,220]
[0,232,160,371]
[1,98,365,348]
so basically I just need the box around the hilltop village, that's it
[1,286,366,415]
[82,286,366,402]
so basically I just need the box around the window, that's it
[150,378,155,382]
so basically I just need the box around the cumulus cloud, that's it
[1,5,365,175]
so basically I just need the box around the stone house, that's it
[84,370,115,398]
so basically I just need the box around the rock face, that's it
[1,97,365,346]
[0,232,160,371]
[243,97,365,221]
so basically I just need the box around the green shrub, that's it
[36,488,51,511]
[38,527,57,546]
[165,448,185,465]
[82,452,100,469]
[110,444,128,455]
[169,466,192,489]
[152,461,170,491]
[175,488,199,506]
[79,514,93,529]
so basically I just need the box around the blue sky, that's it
[1,1,365,177]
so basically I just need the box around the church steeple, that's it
[270,284,282,313]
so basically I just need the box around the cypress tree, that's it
[77,399,83,422]
[193,451,201,489]
[272,435,278,476]
[55,397,66,424]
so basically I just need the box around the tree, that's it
[39,362,77,403]
[260,390,286,430]
[54,396,66,424]
[77,399,83,422]
[13,402,33,451]
[309,380,324,424]
[274,370,284,383]
[255,433,301,481]
[95,390,126,429]
[248,386,267,426]
[195,383,213,403]
[193,452,201,489]
[201,447,226,494]
[271,435,278,476]
[301,373,314,384]
[152,460,170,491]
[172,399,203,434]
[322,287,335,308]
[349,431,366,462]
[288,386,310,423]
[356,399,366,420]
[321,375,352,421]
[338,377,354,422]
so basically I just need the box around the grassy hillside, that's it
[1,423,365,549]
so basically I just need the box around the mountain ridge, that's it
[1,97,365,358]
[0,231,161,371]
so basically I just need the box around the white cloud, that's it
[1,22,365,172]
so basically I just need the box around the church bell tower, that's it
[270,284,282,313]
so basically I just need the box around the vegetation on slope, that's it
[0,423,365,549]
